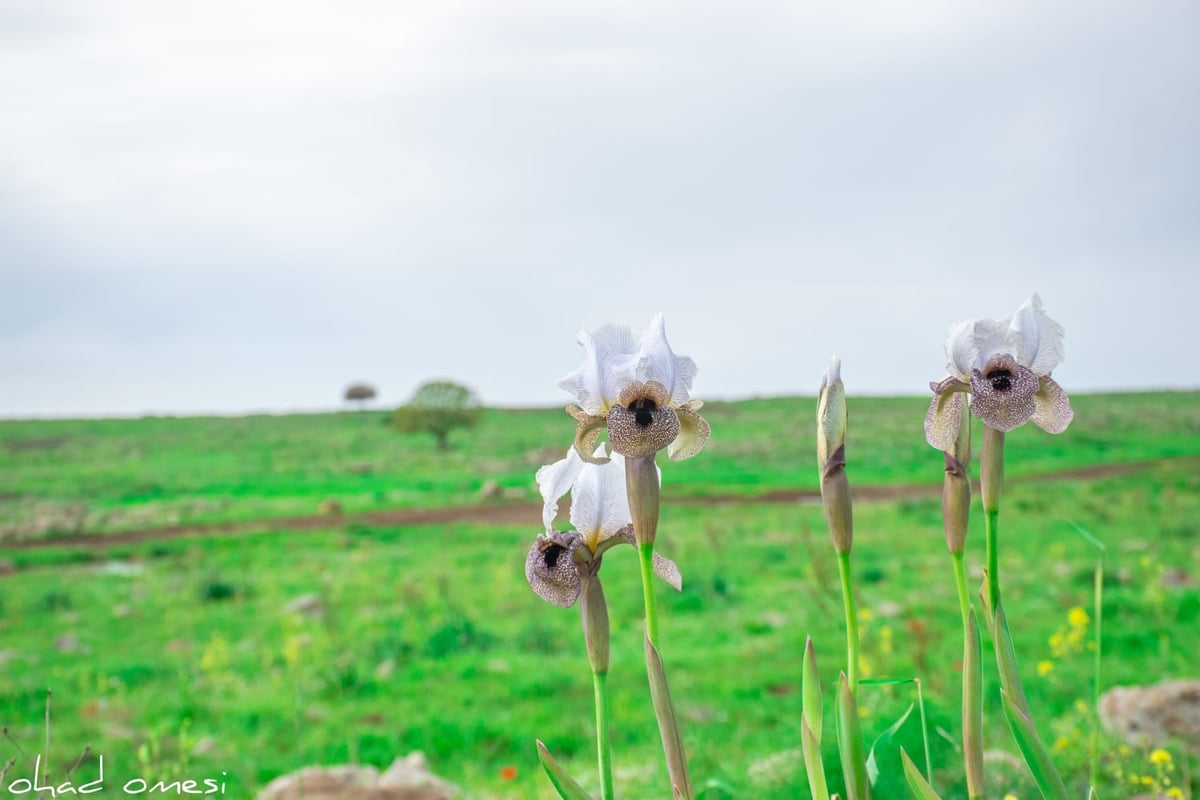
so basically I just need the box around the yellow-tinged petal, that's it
[668,403,710,461]
[924,377,969,451]
[566,404,609,464]
[1031,375,1073,434]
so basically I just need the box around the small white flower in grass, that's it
[926,294,1074,450]
[559,313,710,464]
[525,445,682,608]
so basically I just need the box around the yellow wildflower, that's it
[1150,749,1172,766]
[1067,606,1089,627]
[1037,660,1055,676]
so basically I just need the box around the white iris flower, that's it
[524,446,682,608]
[558,314,710,464]
[925,294,1073,450]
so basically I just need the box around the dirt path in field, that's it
[1,457,1188,551]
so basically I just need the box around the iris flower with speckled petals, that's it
[525,446,682,608]
[925,294,1074,450]
[558,314,710,465]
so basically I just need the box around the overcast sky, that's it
[2,1,1197,418]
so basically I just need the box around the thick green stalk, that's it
[984,509,1000,617]
[591,671,614,800]
[626,455,662,647]
[980,426,1004,615]
[837,551,860,694]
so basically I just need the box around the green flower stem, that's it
[625,454,662,647]
[638,542,661,647]
[591,670,614,800]
[980,426,1005,615]
[984,508,1000,618]
[836,551,860,694]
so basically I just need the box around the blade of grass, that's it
[865,702,913,793]
[859,677,933,783]
[1070,522,1106,796]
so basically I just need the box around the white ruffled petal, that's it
[570,449,634,551]
[1008,294,1065,376]
[534,448,586,532]
[634,313,698,408]
[558,323,640,415]
[946,317,1011,380]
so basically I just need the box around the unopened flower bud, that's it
[624,453,661,546]
[943,392,971,555]
[579,574,610,675]
[817,357,846,468]
[817,357,853,554]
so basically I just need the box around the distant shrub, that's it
[343,382,378,409]
[390,380,481,451]
[200,579,238,603]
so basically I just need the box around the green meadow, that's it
[1,392,1198,798]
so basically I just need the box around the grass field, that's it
[1,392,1198,798]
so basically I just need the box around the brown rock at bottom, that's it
[257,753,457,800]
[1099,680,1200,752]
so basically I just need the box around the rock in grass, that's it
[256,753,457,799]
[283,593,324,618]
[1099,680,1200,752]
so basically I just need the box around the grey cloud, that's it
[1,2,1197,416]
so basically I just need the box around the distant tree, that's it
[390,380,481,450]
[344,382,378,410]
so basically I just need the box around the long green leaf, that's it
[803,637,823,741]
[646,633,693,800]
[899,749,943,800]
[991,601,1030,713]
[992,602,1070,798]
[536,740,598,800]
[963,606,984,799]
[836,672,871,800]
[802,717,830,800]
[1000,690,1071,800]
